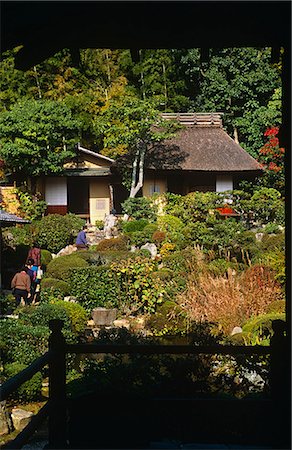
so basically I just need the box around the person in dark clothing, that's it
[27,242,41,267]
[75,226,88,249]
[25,258,36,302]
[11,267,31,306]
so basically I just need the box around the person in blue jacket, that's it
[75,225,88,249]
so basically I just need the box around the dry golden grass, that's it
[178,265,283,335]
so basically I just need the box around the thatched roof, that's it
[147,115,262,173]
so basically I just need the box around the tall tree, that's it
[94,99,180,197]
[184,47,281,157]
[0,99,81,183]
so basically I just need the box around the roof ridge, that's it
[161,112,223,127]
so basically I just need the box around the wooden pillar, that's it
[270,319,290,449]
[48,319,67,449]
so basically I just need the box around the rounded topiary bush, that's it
[41,278,71,295]
[95,236,128,252]
[53,300,88,334]
[242,313,286,339]
[121,219,149,233]
[46,254,89,281]
[41,249,52,266]
[36,214,85,253]
[145,301,187,336]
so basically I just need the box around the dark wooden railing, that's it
[0,318,288,449]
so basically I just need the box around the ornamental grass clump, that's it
[179,265,283,335]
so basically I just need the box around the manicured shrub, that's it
[36,214,85,253]
[145,300,188,336]
[74,251,103,265]
[53,301,88,334]
[46,253,88,281]
[152,230,166,244]
[121,219,149,233]
[18,303,71,330]
[249,187,284,225]
[95,236,128,251]
[164,191,221,223]
[207,259,233,277]
[260,232,285,252]
[41,249,52,266]
[41,278,71,296]
[242,313,285,340]
[122,197,157,221]
[4,362,42,402]
[0,318,50,365]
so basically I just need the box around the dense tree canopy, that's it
[0,46,283,192]
[0,99,81,178]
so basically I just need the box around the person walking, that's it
[27,242,41,267]
[75,225,88,249]
[25,258,36,302]
[11,267,31,306]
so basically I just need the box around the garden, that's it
[0,187,286,442]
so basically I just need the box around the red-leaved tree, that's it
[258,127,285,195]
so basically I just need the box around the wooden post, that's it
[48,319,67,449]
[270,319,290,449]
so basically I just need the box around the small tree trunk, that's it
[129,143,146,198]
[234,126,239,144]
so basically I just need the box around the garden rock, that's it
[255,232,264,242]
[91,307,117,326]
[231,326,243,335]
[0,401,13,435]
[140,243,157,258]
[11,408,33,431]
[56,244,77,258]
[113,319,130,329]
[64,296,78,303]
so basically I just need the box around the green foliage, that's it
[146,300,188,336]
[46,253,88,280]
[242,313,285,345]
[164,192,222,224]
[53,301,88,334]
[122,197,157,220]
[95,236,128,251]
[36,214,85,253]
[41,278,71,295]
[13,188,47,221]
[69,266,120,311]
[185,47,281,158]
[0,99,81,178]
[0,318,49,365]
[18,303,71,329]
[4,362,42,402]
[110,256,164,314]
[249,188,284,224]
[95,219,104,230]
[41,249,52,266]
[0,293,16,315]
[121,219,149,233]
[207,259,234,277]
[264,223,282,234]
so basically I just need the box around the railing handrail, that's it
[66,343,271,356]
[1,351,51,401]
